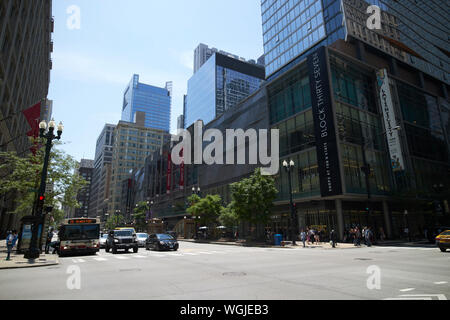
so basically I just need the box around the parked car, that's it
[435,230,450,252]
[136,233,149,247]
[105,229,138,254]
[146,233,179,251]
[99,233,108,248]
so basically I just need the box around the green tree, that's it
[186,194,223,227]
[133,201,149,232]
[219,203,239,229]
[105,214,125,230]
[230,168,278,239]
[0,140,87,224]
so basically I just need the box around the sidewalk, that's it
[0,240,59,270]
[179,238,360,249]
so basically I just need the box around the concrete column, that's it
[336,199,344,241]
[383,200,393,239]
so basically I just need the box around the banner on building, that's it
[377,69,405,172]
[167,153,172,193]
[179,148,184,188]
[307,47,343,197]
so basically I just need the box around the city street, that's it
[0,241,448,300]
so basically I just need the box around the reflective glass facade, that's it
[262,0,449,84]
[185,53,264,128]
[121,74,171,131]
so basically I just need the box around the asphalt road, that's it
[0,241,448,300]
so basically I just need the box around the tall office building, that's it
[109,112,171,218]
[261,0,449,84]
[74,159,94,218]
[0,0,54,237]
[0,0,53,153]
[121,74,172,132]
[88,124,116,219]
[185,52,265,128]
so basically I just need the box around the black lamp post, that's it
[192,186,201,239]
[283,160,297,245]
[24,119,63,259]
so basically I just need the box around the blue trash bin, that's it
[274,234,282,246]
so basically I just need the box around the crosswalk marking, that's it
[71,258,86,263]
[399,288,415,292]
[434,281,448,284]
[93,257,108,261]
[134,255,146,258]
[114,256,129,260]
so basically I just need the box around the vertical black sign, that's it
[307,47,343,197]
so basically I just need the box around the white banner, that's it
[377,69,405,172]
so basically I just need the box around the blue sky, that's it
[49,0,264,161]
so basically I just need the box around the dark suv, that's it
[105,229,138,254]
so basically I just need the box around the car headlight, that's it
[160,241,165,245]
[114,239,119,243]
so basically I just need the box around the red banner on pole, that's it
[22,101,42,155]
[23,101,41,138]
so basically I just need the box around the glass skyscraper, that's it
[185,52,265,128]
[261,0,449,85]
[121,74,172,132]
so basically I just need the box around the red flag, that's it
[22,101,41,138]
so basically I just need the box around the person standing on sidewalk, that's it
[5,230,18,261]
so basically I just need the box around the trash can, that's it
[274,234,282,246]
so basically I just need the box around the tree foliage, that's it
[105,214,125,230]
[0,140,87,226]
[219,203,239,228]
[133,201,149,232]
[186,194,223,227]
[229,168,278,225]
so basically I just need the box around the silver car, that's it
[136,233,149,247]
[99,234,108,248]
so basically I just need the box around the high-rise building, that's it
[261,0,449,84]
[0,0,53,154]
[109,112,171,219]
[185,52,265,128]
[0,0,54,237]
[88,124,116,219]
[121,74,172,132]
[74,159,94,218]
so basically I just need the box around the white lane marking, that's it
[93,257,108,262]
[71,258,86,263]
[182,253,198,256]
[133,255,146,258]
[198,251,213,255]
[434,281,448,284]
[399,288,415,292]
[210,251,227,254]
[114,256,129,260]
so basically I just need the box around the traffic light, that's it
[36,195,45,213]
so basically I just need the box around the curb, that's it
[0,260,59,270]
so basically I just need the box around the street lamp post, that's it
[283,160,297,245]
[191,186,201,239]
[24,119,63,259]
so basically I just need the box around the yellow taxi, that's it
[435,230,450,252]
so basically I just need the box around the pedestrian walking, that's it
[330,229,337,248]
[355,228,361,246]
[5,230,18,261]
[300,230,306,248]
[45,228,54,254]
[366,227,373,247]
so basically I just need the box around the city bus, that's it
[58,218,100,257]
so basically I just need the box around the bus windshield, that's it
[60,225,100,240]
